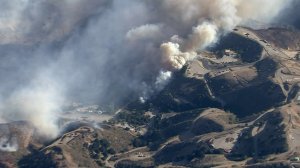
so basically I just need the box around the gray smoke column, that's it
[277,0,300,28]
[0,0,110,44]
[0,0,295,138]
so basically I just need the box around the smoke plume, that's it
[0,124,18,152]
[0,0,296,138]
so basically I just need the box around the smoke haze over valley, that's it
[0,0,299,137]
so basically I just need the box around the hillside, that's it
[1,27,300,168]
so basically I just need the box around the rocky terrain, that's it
[1,26,300,168]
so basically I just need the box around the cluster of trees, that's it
[113,110,150,127]
[88,139,116,160]
[131,115,164,150]
[154,141,223,164]
[18,149,57,168]
[247,162,290,168]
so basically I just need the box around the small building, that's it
[224,149,232,153]
[137,152,145,157]
[260,39,268,44]
[295,91,300,102]
[224,49,237,57]
[297,95,300,102]
[290,157,300,162]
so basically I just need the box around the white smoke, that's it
[0,136,18,152]
[126,24,164,43]
[0,72,63,138]
[0,0,295,138]
[0,124,19,152]
[139,70,172,103]
[161,42,197,70]
[155,71,172,91]
[160,22,218,70]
